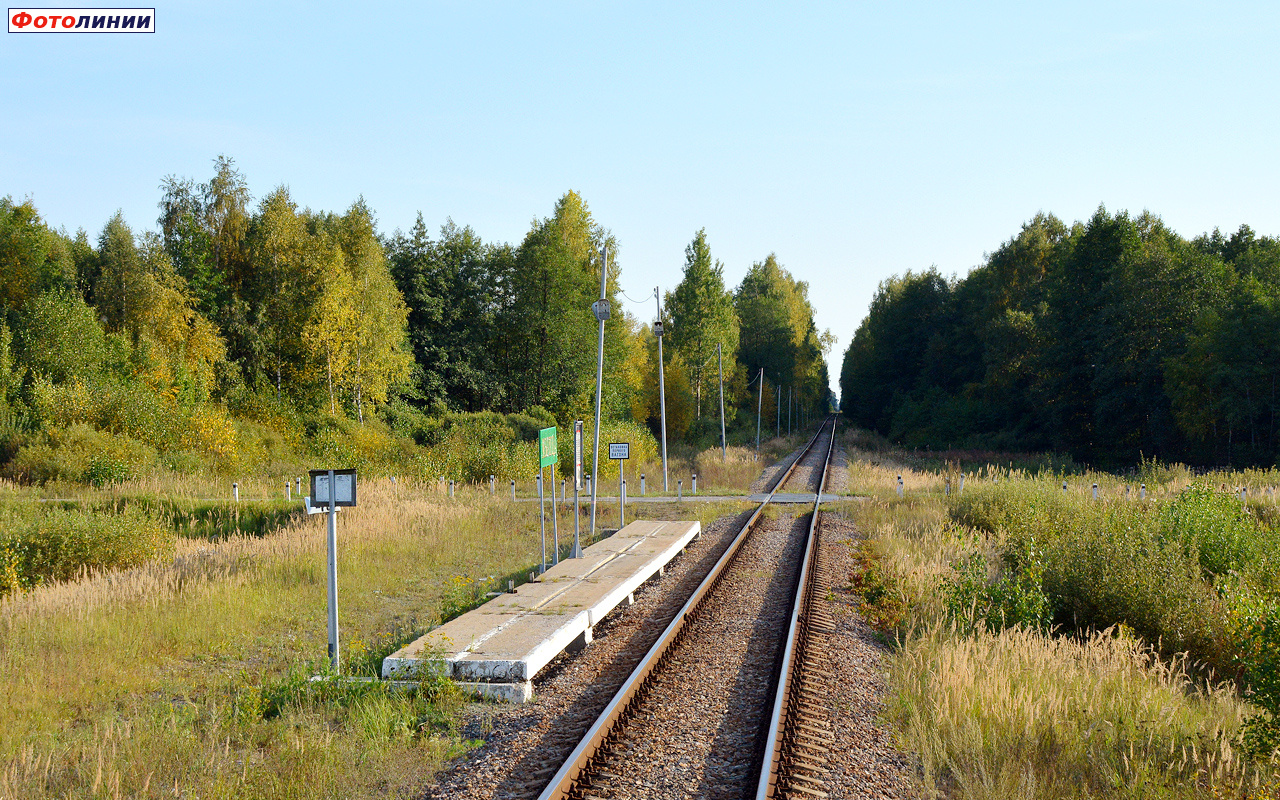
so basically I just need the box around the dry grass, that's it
[0,478,581,798]
[826,496,962,634]
[889,625,1265,800]
[693,445,765,494]
[0,473,724,799]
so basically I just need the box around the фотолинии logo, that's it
[8,8,154,32]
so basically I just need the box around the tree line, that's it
[839,207,1280,468]
[0,156,832,479]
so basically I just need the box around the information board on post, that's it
[309,468,357,508]
[307,468,356,673]
[608,442,630,460]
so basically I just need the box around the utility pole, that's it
[755,368,763,455]
[655,288,669,491]
[587,246,609,552]
[776,385,780,438]
[788,386,792,437]
[718,343,726,461]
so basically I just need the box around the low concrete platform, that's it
[382,519,701,700]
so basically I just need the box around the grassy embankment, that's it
[831,430,1280,799]
[0,429,783,798]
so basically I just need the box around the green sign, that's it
[538,427,558,468]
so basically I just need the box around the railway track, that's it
[528,416,839,800]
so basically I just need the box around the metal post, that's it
[718,343,726,461]
[655,288,669,491]
[538,472,546,573]
[449,480,454,498]
[511,479,516,501]
[588,247,608,549]
[295,477,301,496]
[326,469,339,672]
[285,481,291,501]
[621,479,627,526]
[692,473,697,494]
[755,368,763,455]
[572,479,579,562]
[232,482,238,502]
[641,474,646,495]
[490,474,495,495]
[677,479,682,500]
[552,470,560,565]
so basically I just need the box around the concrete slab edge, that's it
[307,675,532,704]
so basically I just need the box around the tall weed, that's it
[888,625,1260,799]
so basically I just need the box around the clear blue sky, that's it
[4,2,1278,399]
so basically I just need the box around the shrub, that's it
[1160,483,1273,586]
[950,482,1232,673]
[4,423,157,484]
[942,549,1053,633]
[847,542,910,635]
[0,506,173,596]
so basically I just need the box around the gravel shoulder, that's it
[818,513,920,799]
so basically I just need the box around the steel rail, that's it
[755,416,837,799]
[535,418,835,800]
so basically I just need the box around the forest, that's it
[0,156,833,485]
[840,207,1280,468]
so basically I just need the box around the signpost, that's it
[609,442,630,527]
[573,420,583,559]
[539,427,559,570]
[309,468,356,672]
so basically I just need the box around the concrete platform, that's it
[382,519,701,699]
